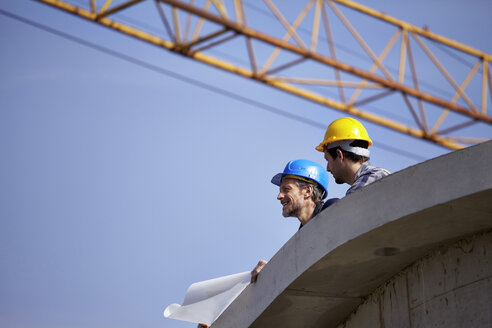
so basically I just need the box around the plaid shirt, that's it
[346,162,390,195]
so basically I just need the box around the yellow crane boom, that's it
[33,0,492,149]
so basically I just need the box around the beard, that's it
[282,203,300,218]
[331,171,344,184]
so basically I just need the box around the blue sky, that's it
[1,1,491,327]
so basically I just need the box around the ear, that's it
[336,148,344,161]
[303,184,313,200]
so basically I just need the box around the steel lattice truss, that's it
[35,0,492,149]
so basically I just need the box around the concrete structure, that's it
[212,140,492,328]
[336,231,492,328]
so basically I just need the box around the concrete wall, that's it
[337,230,492,328]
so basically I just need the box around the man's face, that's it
[277,178,307,218]
[324,149,344,184]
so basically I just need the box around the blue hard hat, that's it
[271,159,328,199]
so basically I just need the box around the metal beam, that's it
[32,0,492,149]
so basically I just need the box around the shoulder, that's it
[321,198,339,211]
[360,163,390,178]
[347,164,390,195]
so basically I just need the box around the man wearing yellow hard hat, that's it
[316,117,390,195]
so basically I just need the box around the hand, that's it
[250,260,268,283]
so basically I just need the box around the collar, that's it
[354,161,370,181]
[298,202,324,230]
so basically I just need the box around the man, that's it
[250,159,338,283]
[316,117,390,195]
[198,160,337,327]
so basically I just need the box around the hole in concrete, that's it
[374,247,400,256]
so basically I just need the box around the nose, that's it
[277,192,283,200]
[326,162,331,172]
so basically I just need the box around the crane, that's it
[33,0,492,149]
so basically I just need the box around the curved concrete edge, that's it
[212,141,492,328]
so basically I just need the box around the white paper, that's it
[164,271,250,325]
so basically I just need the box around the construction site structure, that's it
[34,0,492,150]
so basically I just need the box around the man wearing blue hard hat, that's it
[196,160,339,327]
[250,159,338,283]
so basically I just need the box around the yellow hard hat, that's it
[315,117,373,152]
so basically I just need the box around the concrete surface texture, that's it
[337,230,492,328]
[212,140,492,328]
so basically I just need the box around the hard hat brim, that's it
[315,143,326,152]
[271,173,283,186]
